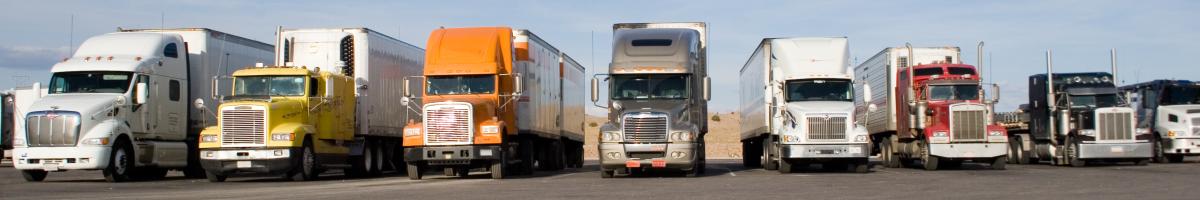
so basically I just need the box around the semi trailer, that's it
[1120,80,1200,163]
[593,22,710,177]
[856,44,1008,170]
[12,28,273,182]
[199,28,424,181]
[402,27,586,179]
[1005,50,1152,166]
[739,37,870,173]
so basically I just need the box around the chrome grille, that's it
[623,113,668,142]
[424,103,472,145]
[25,111,82,147]
[221,109,266,146]
[1097,111,1133,141]
[806,114,847,140]
[950,106,987,141]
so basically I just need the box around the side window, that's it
[309,77,319,97]
[1144,90,1159,108]
[164,43,178,58]
[1169,114,1179,122]
[169,80,181,101]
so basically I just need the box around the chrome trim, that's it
[1096,110,1133,141]
[221,108,267,147]
[949,104,987,142]
[423,102,473,146]
[805,113,848,140]
[622,112,668,142]
[24,111,83,147]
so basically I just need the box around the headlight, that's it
[988,131,1004,136]
[481,125,500,135]
[781,135,801,143]
[201,135,219,143]
[930,131,950,143]
[81,137,110,145]
[669,131,694,142]
[270,133,293,141]
[404,128,422,137]
[602,132,623,142]
[1079,129,1097,136]
[932,131,949,138]
[854,135,867,142]
[1136,128,1151,135]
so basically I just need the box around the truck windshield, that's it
[1069,94,1120,108]
[426,75,495,95]
[927,84,979,101]
[1160,85,1200,105]
[234,76,307,96]
[48,71,133,94]
[785,79,852,102]
[611,74,688,100]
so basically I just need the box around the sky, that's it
[1,0,1197,115]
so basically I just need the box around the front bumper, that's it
[929,142,1008,159]
[1163,138,1200,155]
[598,143,698,170]
[404,145,503,166]
[780,143,868,159]
[13,146,111,171]
[1078,142,1152,159]
[200,148,297,175]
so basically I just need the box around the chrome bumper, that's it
[598,143,697,170]
[929,142,1008,159]
[780,143,868,159]
[1078,142,1152,159]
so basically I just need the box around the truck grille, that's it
[623,113,668,142]
[221,109,266,146]
[1096,111,1133,141]
[25,111,82,147]
[806,114,847,140]
[950,104,987,141]
[424,103,473,145]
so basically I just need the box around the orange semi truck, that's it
[402,27,586,179]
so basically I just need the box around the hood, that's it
[784,101,855,115]
[27,93,122,116]
[610,99,691,124]
[1157,104,1200,120]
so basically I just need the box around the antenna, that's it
[68,14,74,58]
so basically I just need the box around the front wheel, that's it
[762,137,778,170]
[921,142,939,171]
[1153,139,1169,163]
[206,171,227,182]
[490,150,507,179]
[21,170,48,182]
[991,157,1008,170]
[850,159,870,173]
[103,140,135,182]
[290,142,320,181]
[407,163,425,180]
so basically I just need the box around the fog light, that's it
[79,158,89,164]
[854,135,867,142]
[81,138,110,145]
[606,152,622,159]
[204,151,215,158]
[671,151,687,159]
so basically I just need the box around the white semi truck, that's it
[739,37,870,173]
[12,28,273,182]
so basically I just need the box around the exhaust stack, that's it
[1110,49,1118,84]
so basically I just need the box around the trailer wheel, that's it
[762,137,778,170]
[205,171,227,182]
[921,142,939,171]
[742,139,761,168]
[407,163,425,180]
[517,138,536,175]
[21,170,48,182]
[103,139,135,182]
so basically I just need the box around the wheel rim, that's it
[114,147,128,175]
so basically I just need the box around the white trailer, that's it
[277,28,425,173]
[4,84,48,161]
[739,37,870,173]
[853,47,961,135]
[13,28,272,182]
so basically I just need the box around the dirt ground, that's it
[584,112,742,159]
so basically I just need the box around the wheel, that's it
[921,142,939,171]
[1166,154,1185,163]
[600,169,614,178]
[991,157,1007,170]
[1008,136,1023,164]
[1066,138,1086,167]
[850,159,870,173]
[686,160,704,177]
[762,137,778,170]
[290,141,320,181]
[490,147,507,179]
[455,167,470,178]
[1153,139,1169,163]
[21,170,48,182]
[742,140,762,168]
[778,159,795,174]
[407,163,425,180]
[695,143,706,174]
[205,171,227,182]
[103,139,135,182]
[443,167,457,176]
[882,135,901,168]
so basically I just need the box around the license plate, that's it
[236,161,252,168]
[626,160,640,168]
[819,150,836,154]
[42,163,61,172]
[849,147,862,154]
[651,159,667,168]
[1111,146,1124,153]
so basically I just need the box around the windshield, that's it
[785,79,852,102]
[1160,85,1200,105]
[611,74,688,100]
[234,76,307,96]
[927,84,979,101]
[49,71,133,94]
[426,75,495,95]
[1069,94,1120,108]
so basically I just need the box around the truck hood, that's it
[610,99,692,126]
[1157,104,1200,120]
[784,101,855,115]
[27,93,122,116]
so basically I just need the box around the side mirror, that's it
[991,83,1001,103]
[513,74,523,95]
[703,77,711,101]
[135,82,148,105]
[868,104,879,112]
[324,78,336,98]
[210,77,219,100]
[862,84,873,102]
[193,98,206,110]
[403,79,411,97]
[590,77,599,103]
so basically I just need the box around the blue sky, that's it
[1,0,1197,115]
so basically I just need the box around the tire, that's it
[600,169,614,178]
[742,140,761,168]
[104,139,135,182]
[21,170,48,182]
[443,167,457,176]
[290,141,320,181]
[991,157,1008,170]
[1067,137,1086,167]
[205,171,227,182]
[1008,136,1023,164]
[455,167,470,178]
[762,137,778,170]
[1153,139,1169,163]
[851,159,870,173]
[407,163,425,180]
[921,142,939,171]
[882,135,901,168]
[490,149,506,179]
[778,159,794,174]
[695,142,706,174]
